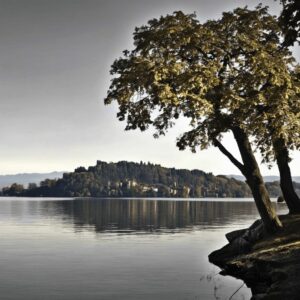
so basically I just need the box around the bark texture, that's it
[232,127,282,233]
[274,138,300,214]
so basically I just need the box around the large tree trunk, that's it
[273,138,300,214]
[232,127,282,233]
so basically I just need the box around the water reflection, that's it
[44,198,264,233]
[1,198,287,235]
[0,198,286,300]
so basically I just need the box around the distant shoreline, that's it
[0,196,284,202]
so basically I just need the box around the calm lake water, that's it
[0,197,287,300]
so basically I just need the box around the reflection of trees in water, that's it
[1,199,286,234]
[48,199,259,233]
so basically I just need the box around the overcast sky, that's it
[0,0,299,176]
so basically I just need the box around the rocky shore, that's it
[209,214,300,299]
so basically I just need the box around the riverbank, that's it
[209,214,300,299]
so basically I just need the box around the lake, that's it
[0,197,287,300]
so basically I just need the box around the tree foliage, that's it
[278,0,300,46]
[248,62,300,165]
[105,6,299,163]
[2,183,24,196]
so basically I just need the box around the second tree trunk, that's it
[274,138,300,214]
[232,127,282,233]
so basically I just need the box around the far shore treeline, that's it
[2,160,299,198]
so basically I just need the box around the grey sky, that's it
[0,0,299,175]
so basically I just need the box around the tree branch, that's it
[213,138,245,173]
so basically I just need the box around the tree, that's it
[75,166,87,173]
[231,20,300,214]
[3,183,24,196]
[28,183,38,190]
[278,0,300,46]
[273,0,300,212]
[249,66,300,213]
[105,7,285,232]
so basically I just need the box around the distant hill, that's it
[2,162,299,198]
[2,161,252,198]
[227,175,300,183]
[0,172,65,188]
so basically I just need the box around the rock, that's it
[245,222,265,243]
[252,293,267,300]
[209,236,251,267]
[226,228,247,242]
[225,220,264,244]
[248,219,263,230]
[270,270,287,283]
[209,220,265,267]
[277,196,285,203]
[209,215,300,299]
